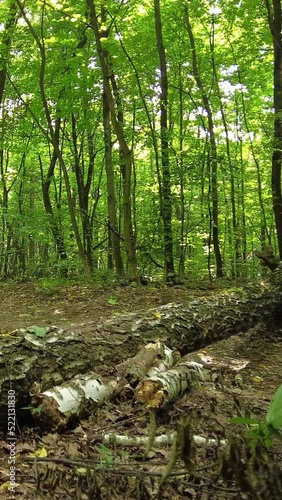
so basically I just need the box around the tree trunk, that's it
[102,85,125,277]
[71,114,95,272]
[184,5,223,278]
[154,0,175,283]
[265,0,282,258]
[210,22,240,277]
[87,0,137,280]
[177,64,187,281]
[38,120,68,275]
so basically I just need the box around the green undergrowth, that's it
[231,384,282,449]
[34,270,120,295]
[0,272,258,297]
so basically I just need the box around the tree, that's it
[87,0,138,281]
[101,19,125,277]
[265,0,282,259]
[154,0,175,283]
[184,4,223,278]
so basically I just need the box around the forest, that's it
[1,0,281,285]
[2,2,282,499]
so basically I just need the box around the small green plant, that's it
[231,384,282,449]
[95,444,115,467]
[21,405,43,415]
[107,295,118,305]
[35,277,68,295]
[92,269,118,287]
[26,326,49,337]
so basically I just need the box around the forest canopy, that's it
[0,0,280,283]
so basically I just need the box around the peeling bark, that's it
[100,433,227,449]
[32,372,118,430]
[116,341,177,384]
[136,360,204,408]
[0,273,282,428]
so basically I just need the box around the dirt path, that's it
[0,282,208,331]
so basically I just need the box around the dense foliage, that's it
[0,0,280,282]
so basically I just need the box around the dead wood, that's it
[254,244,281,270]
[0,270,282,428]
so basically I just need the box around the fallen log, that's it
[94,271,282,356]
[254,244,280,271]
[0,271,281,428]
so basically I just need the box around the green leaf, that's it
[266,384,282,429]
[107,296,118,305]
[266,423,282,440]
[75,467,87,476]
[230,417,259,426]
[26,326,48,338]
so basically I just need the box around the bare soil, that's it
[0,281,281,499]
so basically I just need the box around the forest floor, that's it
[0,281,282,499]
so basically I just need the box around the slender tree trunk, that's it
[177,63,186,281]
[0,150,10,278]
[28,174,36,261]
[265,0,282,258]
[0,3,18,278]
[210,21,239,277]
[154,0,175,283]
[234,93,247,272]
[71,114,94,272]
[17,156,27,276]
[238,71,270,247]
[107,223,114,270]
[184,5,223,277]
[116,28,163,220]
[102,84,125,277]
[87,0,137,280]
[38,119,68,275]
